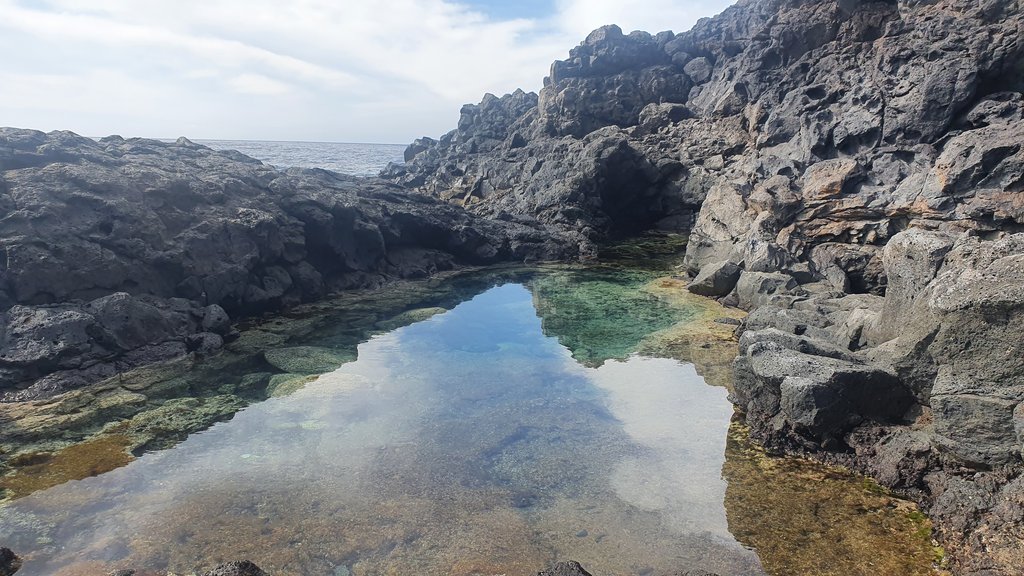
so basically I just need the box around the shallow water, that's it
[0,262,938,576]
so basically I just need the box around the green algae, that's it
[722,421,941,576]
[263,346,357,374]
[266,373,318,398]
[528,268,686,367]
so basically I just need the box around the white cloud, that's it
[0,0,735,142]
[227,73,293,96]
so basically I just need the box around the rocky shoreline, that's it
[1,0,1023,574]
[0,129,579,402]
[382,0,1024,573]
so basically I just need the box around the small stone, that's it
[575,529,589,538]
[0,548,21,576]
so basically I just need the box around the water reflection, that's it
[0,284,763,576]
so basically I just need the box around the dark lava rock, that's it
[0,129,580,398]
[0,548,21,576]
[538,561,593,576]
[201,561,268,576]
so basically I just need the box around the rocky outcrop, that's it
[385,0,1024,572]
[730,229,1024,574]
[0,129,577,398]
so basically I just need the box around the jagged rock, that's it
[735,271,797,310]
[686,260,740,296]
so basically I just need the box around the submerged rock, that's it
[374,306,447,331]
[263,346,356,374]
[266,373,318,398]
[202,561,268,576]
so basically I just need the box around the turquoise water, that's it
[0,281,764,576]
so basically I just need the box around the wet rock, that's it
[686,260,740,297]
[0,548,21,576]
[202,561,268,576]
[266,373,318,397]
[375,306,447,331]
[263,346,356,374]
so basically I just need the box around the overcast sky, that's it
[0,0,734,143]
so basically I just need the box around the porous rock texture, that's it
[0,129,576,399]
[386,0,1024,573]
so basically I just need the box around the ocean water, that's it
[199,139,406,177]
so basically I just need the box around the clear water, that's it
[0,278,766,575]
[0,263,939,576]
[198,139,405,176]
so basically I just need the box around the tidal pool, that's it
[0,264,938,576]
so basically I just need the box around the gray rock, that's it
[687,260,741,297]
[201,304,232,335]
[735,271,797,310]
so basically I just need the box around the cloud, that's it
[227,74,294,96]
[0,0,735,142]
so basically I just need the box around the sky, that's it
[0,0,735,143]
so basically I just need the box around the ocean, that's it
[198,139,407,177]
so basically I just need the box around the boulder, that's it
[735,271,797,310]
[687,260,741,297]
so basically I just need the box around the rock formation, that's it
[0,129,577,400]
[385,0,1024,573]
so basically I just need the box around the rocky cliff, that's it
[0,129,576,400]
[385,0,1024,573]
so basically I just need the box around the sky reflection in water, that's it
[0,283,763,576]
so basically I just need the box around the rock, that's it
[735,271,797,310]
[1,128,581,396]
[538,561,593,576]
[736,341,912,444]
[263,346,356,374]
[201,304,232,335]
[266,373,318,397]
[202,561,268,576]
[375,306,447,331]
[687,260,741,297]
[0,548,21,576]
[185,332,224,355]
